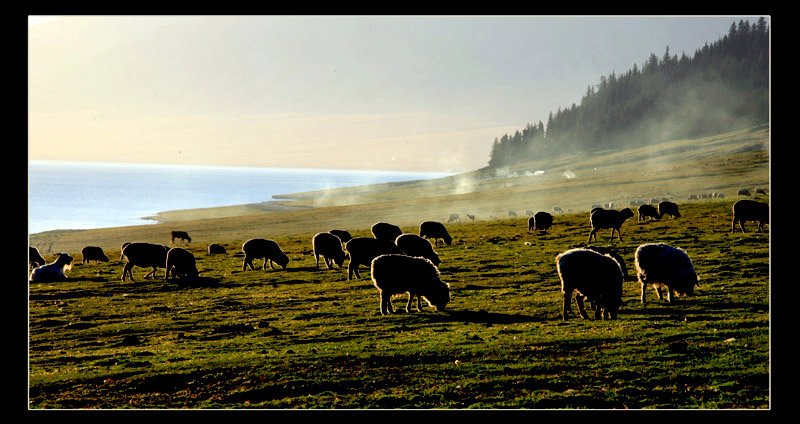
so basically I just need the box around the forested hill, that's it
[487,18,769,168]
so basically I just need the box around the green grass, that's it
[28,126,770,409]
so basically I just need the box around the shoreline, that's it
[139,200,314,223]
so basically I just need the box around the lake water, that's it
[28,161,452,234]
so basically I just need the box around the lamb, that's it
[207,243,227,254]
[731,199,769,233]
[170,231,191,244]
[344,237,402,280]
[637,204,661,222]
[658,201,681,219]
[556,248,624,320]
[81,246,109,263]
[419,221,452,246]
[446,213,460,223]
[371,222,403,242]
[241,238,290,271]
[312,232,346,269]
[371,254,450,315]
[328,229,353,244]
[165,247,199,281]
[29,246,46,268]
[587,207,635,243]
[635,243,699,303]
[121,242,169,281]
[29,253,74,282]
[527,211,553,233]
[396,233,440,267]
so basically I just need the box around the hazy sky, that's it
[28,15,766,173]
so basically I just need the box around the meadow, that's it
[27,126,770,409]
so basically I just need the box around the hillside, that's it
[29,125,769,255]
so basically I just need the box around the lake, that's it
[28,161,452,234]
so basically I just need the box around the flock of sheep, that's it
[29,197,768,319]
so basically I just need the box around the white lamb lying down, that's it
[30,253,74,282]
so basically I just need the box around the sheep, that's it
[527,211,553,233]
[29,253,74,282]
[637,204,660,222]
[552,206,564,214]
[170,231,191,244]
[241,238,290,271]
[587,208,635,243]
[328,229,353,244]
[731,199,769,233]
[419,221,452,246]
[524,209,534,216]
[165,247,199,281]
[344,237,402,280]
[583,245,629,279]
[466,214,475,222]
[29,246,46,268]
[658,201,681,219]
[312,232,346,269]
[556,248,624,320]
[121,243,169,281]
[446,213,460,223]
[635,243,699,303]
[371,254,450,315]
[81,246,109,264]
[371,222,403,242]
[396,233,440,267]
[755,187,768,196]
[737,189,752,196]
[649,198,661,205]
[208,243,227,255]
[686,194,698,201]
[507,210,518,217]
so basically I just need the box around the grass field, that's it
[27,126,770,409]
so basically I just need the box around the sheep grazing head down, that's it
[635,243,699,303]
[371,254,450,315]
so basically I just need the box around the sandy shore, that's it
[140,200,313,223]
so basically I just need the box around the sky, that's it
[28,15,767,173]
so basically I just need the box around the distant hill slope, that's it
[29,125,768,255]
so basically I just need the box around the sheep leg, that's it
[144,267,156,279]
[654,285,664,301]
[593,302,602,320]
[314,253,320,269]
[405,293,415,313]
[575,294,589,319]
[416,295,422,312]
[562,291,572,320]
[640,279,647,303]
[666,288,673,303]
[122,263,134,281]
[587,229,597,243]
[379,293,390,315]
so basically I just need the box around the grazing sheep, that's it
[755,187,768,196]
[717,193,725,199]
[657,201,681,219]
[165,247,199,281]
[587,208,635,243]
[635,243,699,303]
[556,248,624,320]
[29,247,46,268]
[637,204,660,222]
[686,194,698,201]
[524,209,534,216]
[208,243,227,255]
[446,213,460,223]
[344,237,402,280]
[371,254,450,315]
[466,214,475,222]
[121,243,169,281]
[528,211,553,233]
[650,198,661,205]
[312,232,346,269]
[731,199,769,233]
[170,231,191,244]
[242,238,290,271]
[81,246,109,264]
[553,206,564,214]
[737,189,752,196]
[328,229,353,244]
[371,222,403,242]
[396,233,440,266]
[30,253,74,282]
[507,210,518,217]
[419,221,452,246]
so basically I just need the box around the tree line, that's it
[487,18,769,168]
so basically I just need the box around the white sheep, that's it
[30,253,74,282]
